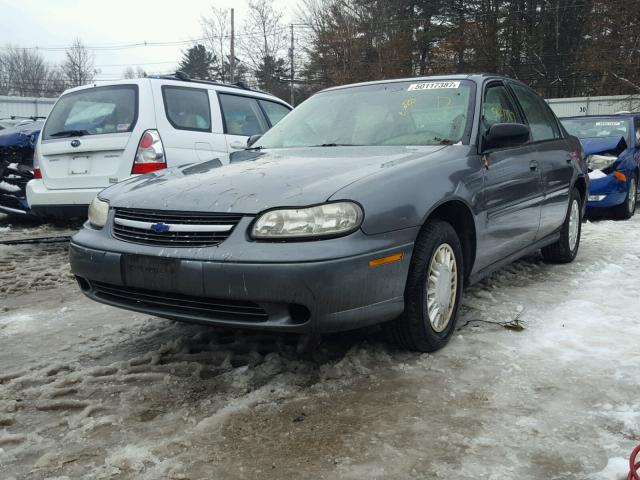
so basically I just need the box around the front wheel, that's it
[612,172,637,220]
[542,187,582,264]
[385,219,464,352]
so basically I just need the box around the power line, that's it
[6,28,291,53]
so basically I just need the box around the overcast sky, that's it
[0,0,299,81]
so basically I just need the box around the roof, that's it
[321,73,515,93]
[560,113,640,120]
[58,73,292,107]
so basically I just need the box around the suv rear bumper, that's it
[26,179,100,218]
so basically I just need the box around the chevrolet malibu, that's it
[70,74,588,352]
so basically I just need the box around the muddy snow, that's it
[0,214,638,479]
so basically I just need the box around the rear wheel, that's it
[386,219,464,352]
[542,187,582,264]
[612,172,637,220]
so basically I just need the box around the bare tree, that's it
[0,45,51,96]
[240,0,287,90]
[201,6,231,82]
[62,38,96,87]
[45,66,68,97]
[122,66,146,79]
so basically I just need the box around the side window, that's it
[219,94,269,136]
[634,117,640,145]
[510,83,560,142]
[259,100,290,126]
[482,84,521,129]
[163,86,211,132]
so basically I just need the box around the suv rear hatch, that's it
[39,84,139,189]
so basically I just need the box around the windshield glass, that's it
[561,117,630,143]
[43,85,137,140]
[256,80,473,148]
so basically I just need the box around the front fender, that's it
[329,146,482,235]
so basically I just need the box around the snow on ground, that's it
[0,216,639,479]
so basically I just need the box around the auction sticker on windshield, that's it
[408,81,461,91]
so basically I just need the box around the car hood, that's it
[580,135,627,156]
[103,145,446,214]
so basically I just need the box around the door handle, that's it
[529,160,539,171]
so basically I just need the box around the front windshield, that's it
[561,117,631,143]
[256,80,473,148]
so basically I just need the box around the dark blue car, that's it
[0,120,43,216]
[561,114,640,219]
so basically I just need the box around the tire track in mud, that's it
[0,316,403,478]
[0,242,74,298]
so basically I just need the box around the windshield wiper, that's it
[312,143,360,147]
[48,129,89,138]
[244,145,263,151]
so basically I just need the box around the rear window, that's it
[162,86,211,132]
[43,85,137,140]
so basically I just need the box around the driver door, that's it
[478,82,543,270]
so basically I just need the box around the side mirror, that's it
[483,123,530,151]
[247,134,262,147]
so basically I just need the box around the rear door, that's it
[509,82,572,239]
[479,81,543,269]
[153,83,226,167]
[39,84,143,189]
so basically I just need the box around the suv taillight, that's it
[132,130,166,174]
[33,145,42,179]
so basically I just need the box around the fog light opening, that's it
[76,276,90,292]
[289,304,311,324]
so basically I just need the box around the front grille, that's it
[112,208,242,247]
[91,281,269,322]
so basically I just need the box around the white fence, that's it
[0,95,57,120]
[547,95,640,118]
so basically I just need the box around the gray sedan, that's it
[70,74,588,352]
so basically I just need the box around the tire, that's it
[612,172,637,220]
[542,187,582,264]
[385,219,464,352]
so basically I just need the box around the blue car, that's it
[0,120,43,216]
[561,114,640,219]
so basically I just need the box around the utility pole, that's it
[289,24,294,106]
[230,8,235,83]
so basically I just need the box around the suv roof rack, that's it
[150,71,263,94]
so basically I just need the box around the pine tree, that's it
[178,44,216,80]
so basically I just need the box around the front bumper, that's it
[586,172,628,209]
[69,222,416,334]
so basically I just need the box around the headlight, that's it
[88,196,109,228]
[586,154,618,171]
[252,202,363,239]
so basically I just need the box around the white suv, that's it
[27,74,292,218]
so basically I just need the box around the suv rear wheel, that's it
[386,219,463,352]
